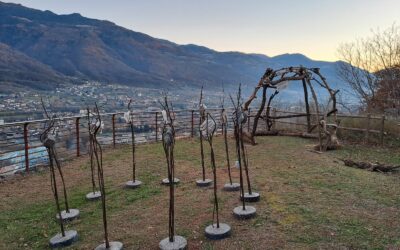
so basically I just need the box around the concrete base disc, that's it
[233,205,257,219]
[86,191,101,201]
[49,230,78,248]
[159,236,187,250]
[56,209,80,222]
[196,179,212,187]
[240,192,260,202]
[162,178,180,185]
[125,180,142,189]
[95,241,123,250]
[205,223,231,240]
[223,183,240,191]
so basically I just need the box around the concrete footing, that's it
[94,241,123,250]
[240,192,260,202]
[233,205,256,219]
[159,235,187,250]
[204,223,231,240]
[223,183,240,191]
[196,179,212,187]
[161,178,180,185]
[86,191,101,201]
[49,230,78,248]
[56,209,80,222]
[125,180,142,189]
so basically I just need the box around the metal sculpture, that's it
[196,86,212,187]
[86,107,102,201]
[243,67,339,151]
[202,110,231,240]
[92,103,123,250]
[220,92,240,191]
[159,96,187,250]
[40,99,78,248]
[230,86,257,219]
[124,99,142,188]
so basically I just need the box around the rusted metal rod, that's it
[247,108,251,133]
[131,123,136,181]
[191,110,194,137]
[23,122,29,172]
[49,149,66,236]
[223,122,232,185]
[240,127,252,195]
[76,117,80,157]
[112,114,116,148]
[155,112,158,142]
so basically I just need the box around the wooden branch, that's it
[243,79,263,111]
[341,159,400,172]
[306,78,323,151]
[251,86,267,138]
[302,79,311,132]
[255,130,319,138]
[268,114,308,119]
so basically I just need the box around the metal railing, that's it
[1,106,395,176]
[0,108,236,176]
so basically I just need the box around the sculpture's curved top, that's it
[244,66,340,151]
[244,67,338,113]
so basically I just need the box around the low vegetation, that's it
[0,136,399,249]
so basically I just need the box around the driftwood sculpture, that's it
[202,110,232,240]
[220,93,240,191]
[231,87,260,203]
[124,99,142,188]
[319,120,341,151]
[40,99,78,248]
[196,86,212,187]
[341,159,400,173]
[230,86,257,219]
[159,96,187,250]
[244,67,340,151]
[86,107,102,201]
[91,103,123,250]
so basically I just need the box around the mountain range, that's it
[0,1,346,95]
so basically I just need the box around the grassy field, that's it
[0,136,399,249]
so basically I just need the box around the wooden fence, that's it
[252,109,390,145]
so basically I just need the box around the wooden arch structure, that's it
[243,67,340,151]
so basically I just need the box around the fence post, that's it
[365,113,371,144]
[112,114,116,148]
[23,122,29,172]
[76,117,80,157]
[191,110,194,137]
[380,115,385,146]
[155,112,158,142]
[247,108,251,133]
[272,108,277,130]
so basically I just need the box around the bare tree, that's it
[337,23,400,113]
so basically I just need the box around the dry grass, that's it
[0,136,400,249]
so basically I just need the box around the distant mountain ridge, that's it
[0,1,345,93]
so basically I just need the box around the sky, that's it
[6,0,400,62]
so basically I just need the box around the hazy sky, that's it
[6,0,400,61]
